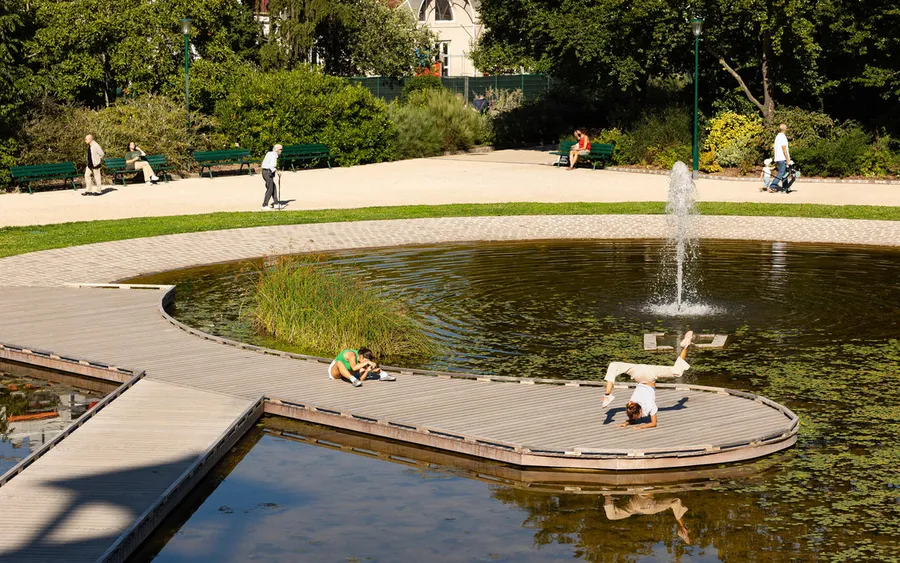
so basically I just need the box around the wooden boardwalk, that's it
[0,284,798,561]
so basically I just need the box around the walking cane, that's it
[277,172,282,211]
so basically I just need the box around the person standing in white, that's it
[82,134,105,196]
[768,123,791,192]
[601,331,694,429]
[260,144,283,210]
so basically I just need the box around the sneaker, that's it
[679,330,694,349]
[378,372,396,381]
[271,203,285,210]
[601,394,615,408]
[150,175,159,182]
[145,181,152,184]
[260,205,271,211]
[350,377,362,387]
[81,191,92,196]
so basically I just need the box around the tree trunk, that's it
[760,35,775,126]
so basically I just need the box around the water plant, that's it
[252,255,439,363]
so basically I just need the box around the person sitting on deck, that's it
[328,347,396,387]
[567,130,591,170]
[601,331,694,429]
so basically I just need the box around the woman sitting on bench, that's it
[125,142,159,184]
[567,130,591,170]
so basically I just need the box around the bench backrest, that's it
[558,141,576,151]
[193,149,251,161]
[589,143,616,156]
[105,154,168,169]
[281,143,330,156]
[10,162,77,179]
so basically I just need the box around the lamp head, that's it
[691,17,704,37]
[180,17,192,35]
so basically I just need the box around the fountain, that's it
[647,161,716,316]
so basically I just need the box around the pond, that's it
[128,240,900,561]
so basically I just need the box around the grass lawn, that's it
[3,201,900,259]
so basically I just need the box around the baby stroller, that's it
[771,161,800,193]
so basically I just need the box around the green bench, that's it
[193,148,257,178]
[582,142,616,169]
[550,141,576,167]
[279,143,333,171]
[9,162,79,194]
[105,154,175,185]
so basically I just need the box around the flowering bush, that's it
[704,111,764,169]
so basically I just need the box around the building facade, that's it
[401,0,483,77]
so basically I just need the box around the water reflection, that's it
[135,418,777,563]
[603,494,691,544]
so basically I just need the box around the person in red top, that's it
[567,129,591,170]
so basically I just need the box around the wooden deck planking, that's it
[0,285,796,457]
[0,378,254,562]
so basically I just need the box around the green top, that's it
[335,349,359,372]
[125,151,141,170]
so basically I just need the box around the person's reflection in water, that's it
[603,494,691,544]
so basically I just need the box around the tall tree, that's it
[27,0,261,108]
[262,0,435,77]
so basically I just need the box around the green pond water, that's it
[129,240,900,562]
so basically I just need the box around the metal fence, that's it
[347,74,551,104]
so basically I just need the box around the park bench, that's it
[550,141,576,167]
[9,162,79,194]
[105,154,175,185]
[279,143,334,171]
[192,148,257,178]
[582,142,616,169]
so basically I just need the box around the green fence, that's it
[347,74,551,104]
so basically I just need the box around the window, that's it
[438,41,450,76]
[435,0,453,21]
[418,0,427,22]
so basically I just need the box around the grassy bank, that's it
[254,256,439,362]
[4,201,900,259]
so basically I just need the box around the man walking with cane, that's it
[82,134,105,196]
[260,144,284,210]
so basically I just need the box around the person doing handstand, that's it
[601,331,694,429]
[328,347,396,387]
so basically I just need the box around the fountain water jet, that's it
[646,161,717,316]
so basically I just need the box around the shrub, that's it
[699,150,721,173]
[483,87,524,116]
[769,107,837,150]
[215,67,396,166]
[793,125,871,177]
[406,89,487,152]
[858,135,900,177]
[400,75,444,102]
[587,127,632,165]
[20,95,223,174]
[387,103,443,159]
[619,107,692,167]
[704,111,764,170]
[253,255,439,363]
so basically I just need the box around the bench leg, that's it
[326,157,332,170]
[69,177,77,191]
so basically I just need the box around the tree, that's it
[0,0,36,185]
[27,0,261,108]
[262,0,435,77]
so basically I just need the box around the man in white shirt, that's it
[601,331,694,429]
[768,123,791,192]
[260,144,283,210]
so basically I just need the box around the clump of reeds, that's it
[253,255,439,363]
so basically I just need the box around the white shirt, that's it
[629,383,658,417]
[261,151,279,172]
[773,133,789,162]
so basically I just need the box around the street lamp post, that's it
[691,17,703,179]
[180,18,192,144]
